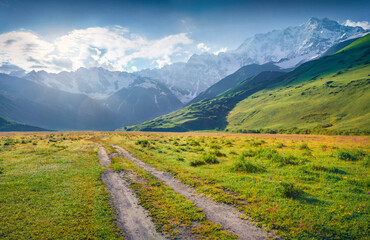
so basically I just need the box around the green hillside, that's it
[123,34,370,134]
[188,62,282,105]
[123,71,286,132]
[227,34,370,133]
[0,116,48,132]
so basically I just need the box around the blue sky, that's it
[0,0,369,72]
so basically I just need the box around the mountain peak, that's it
[307,17,320,24]
[304,17,341,30]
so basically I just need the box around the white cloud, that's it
[0,26,193,73]
[213,47,227,55]
[343,20,370,30]
[197,42,210,52]
[155,55,172,68]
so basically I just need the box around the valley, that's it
[0,7,369,240]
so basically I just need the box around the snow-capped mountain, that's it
[137,17,367,103]
[25,67,136,99]
[17,17,369,104]
[233,17,367,68]
[137,53,239,103]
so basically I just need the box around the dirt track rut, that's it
[98,145,165,240]
[113,145,269,240]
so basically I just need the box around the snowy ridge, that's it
[13,17,369,104]
[138,17,368,102]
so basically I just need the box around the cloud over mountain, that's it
[343,20,370,30]
[0,26,193,73]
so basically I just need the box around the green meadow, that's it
[103,132,369,239]
[0,133,120,239]
[0,132,369,239]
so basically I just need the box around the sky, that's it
[0,0,369,73]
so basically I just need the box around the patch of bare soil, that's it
[97,144,111,167]
[114,145,271,240]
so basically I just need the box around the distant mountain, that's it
[138,17,367,103]
[234,17,367,68]
[24,67,136,99]
[0,116,48,132]
[124,34,370,133]
[188,62,284,105]
[0,73,183,130]
[17,18,368,105]
[104,77,183,125]
[0,74,123,130]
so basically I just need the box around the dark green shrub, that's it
[337,149,366,161]
[202,154,220,164]
[271,154,298,167]
[177,157,185,162]
[210,144,221,149]
[276,142,286,148]
[135,140,150,148]
[224,140,233,146]
[302,149,312,156]
[231,156,265,173]
[188,140,200,146]
[364,155,370,168]
[250,140,265,147]
[190,160,206,167]
[3,138,15,146]
[298,143,310,150]
[258,149,278,160]
[241,149,257,157]
[311,165,346,174]
[229,150,237,155]
[278,182,302,199]
[211,150,226,157]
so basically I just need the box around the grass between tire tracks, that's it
[108,151,238,239]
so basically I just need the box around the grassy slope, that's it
[104,132,369,239]
[0,116,48,132]
[227,34,370,132]
[0,134,120,239]
[124,71,285,132]
[124,34,370,134]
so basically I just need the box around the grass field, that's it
[0,132,369,239]
[102,132,369,239]
[0,133,120,239]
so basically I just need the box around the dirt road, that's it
[114,145,270,240]
[98,145,165,240]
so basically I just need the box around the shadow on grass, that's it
[297,192,323,205]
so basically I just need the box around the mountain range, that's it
[0,17,368,131]
[126,33,370,134]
